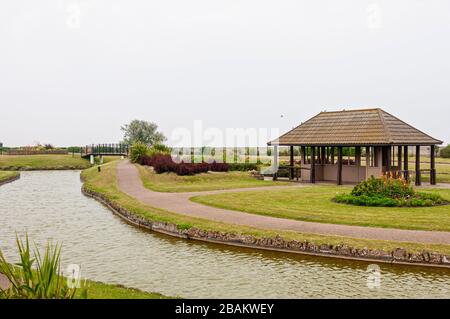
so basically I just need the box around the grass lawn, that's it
[0,171,19,183]
[0,154,91,170]
[81,162,450,255]
[416,156,450,164]
[137,164,289,192]
[191,186,450,232]
[101,156,122,164]
[81,280,170,299]
[408,163,450,184]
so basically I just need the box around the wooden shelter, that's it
[268,108,443,185]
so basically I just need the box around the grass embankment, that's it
[82,161,450,255]
[191,186,450,232]
[137,165,289,192]
[0,155,91,170]
[0,171,19,183]
[81,280,169,299]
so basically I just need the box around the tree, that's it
[121,120,166,146]
[440,145,450,158]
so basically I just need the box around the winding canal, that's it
[1,171,449,298]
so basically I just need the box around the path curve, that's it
[116,161,450,245]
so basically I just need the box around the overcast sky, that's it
[1,0,449,147]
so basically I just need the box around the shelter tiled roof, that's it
[269,108,442,146]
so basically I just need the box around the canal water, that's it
[0,171,449,298]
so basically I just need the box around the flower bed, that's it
[140,154,229,176]
[334,175,447,207]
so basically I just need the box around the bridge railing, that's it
[81,144,129,157]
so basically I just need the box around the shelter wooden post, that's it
[337,146,343,185]
[365,146,371,180]
[355,146,361,166]
[415,146,421,186]
[289,145,294,180]
[386,146,392,176]
[310,147,316,183]
[301,146,306,164]
[430,145,436,185]
[397,146,402,177]
[404,146,409,181]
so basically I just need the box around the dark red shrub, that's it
[176,163,194,176]
[139,155,153,166]
[147,154,176,173]
[210,161,230,172]
[140,155,229,175]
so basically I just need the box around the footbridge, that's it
[81,144,129,164]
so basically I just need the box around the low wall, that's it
[82,186,450,269]
[302,164,370,183]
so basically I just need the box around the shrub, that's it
[147,154,177,173]
[130,142,149,163]
[351,175,414,199]
[335,194,399,207]
[141,154,230,175]
[440,145,450,158]
[147,144,171,158]
[334,175,447,207]
[0,234,86,299]
[210,162,230,172]
[152,143,171,154]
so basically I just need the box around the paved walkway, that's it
[116,161,450,245]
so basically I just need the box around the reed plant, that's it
[0,234,86,299]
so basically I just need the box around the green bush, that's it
[130,142,149,163]
[335,194,398,207]
[334,175,447,207]
[148,143,171,158]
[440,145,450,158]
[351,175,414,199]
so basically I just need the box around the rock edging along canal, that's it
[81,186,450,269]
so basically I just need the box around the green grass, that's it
[137,164,289,192]
[0,154,91,170]
[81,161,450,255]
[101,156,122,164]
[435,164,450,183]
[81,280,170,299]
[191,186,450,232]
[0,171,19,183]
[416,156,450,164]
[409,163,450,183]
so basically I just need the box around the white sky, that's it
[1,0,449,147]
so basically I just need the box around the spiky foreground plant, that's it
[0,234,86,299]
